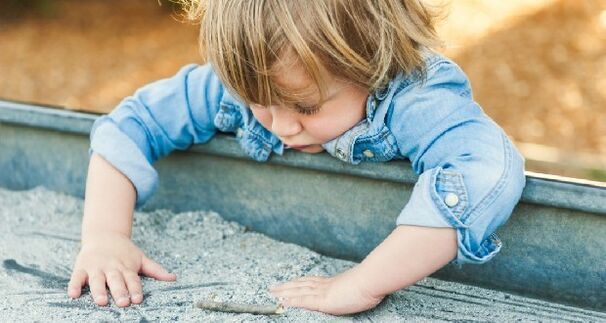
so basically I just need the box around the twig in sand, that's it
[195,299,285,315]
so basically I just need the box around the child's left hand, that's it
[269,267,384,315]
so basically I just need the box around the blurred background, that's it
[0,0,604,182]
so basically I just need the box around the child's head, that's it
[179,0,442,152]
[181,0,441,104]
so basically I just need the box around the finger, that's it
[123,270,143,304]
[294,276,327,283]
[88,271,109,306]
[140,255,176,281]
[67,269,87,299]
[106,270,130,307]
[270,279,323,292]
[283,294,322,312]
[271,286,320,299]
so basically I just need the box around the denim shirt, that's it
[89,53,526,265]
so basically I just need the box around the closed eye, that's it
[294,104,321,115]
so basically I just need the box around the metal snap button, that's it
[336,148,346,160]
[363,149,374,158]
[444,193,459,207]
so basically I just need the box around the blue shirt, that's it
[89,53,526,265]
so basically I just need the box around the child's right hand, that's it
[67,232,176,307]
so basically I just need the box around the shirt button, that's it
[363,149,374,158]
[236,128,244,138]
[444,193,459,207]
[336,148,346,160]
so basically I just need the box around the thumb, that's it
[140,255,177,281]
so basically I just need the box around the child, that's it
[67,0,526,315]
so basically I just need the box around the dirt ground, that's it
[0,0,605,180]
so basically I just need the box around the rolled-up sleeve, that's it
[89,64,224,208]
[389,59,526,265]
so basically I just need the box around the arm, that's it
[68,154,176,307]
[69,64,228,307]
[81,153,136,241]
[356,225,457,298]
[269,225,456,315]
[89,64,224,208]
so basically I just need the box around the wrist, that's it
[348,264,388,300]
[81,230,130,245]
[80,209,133,243]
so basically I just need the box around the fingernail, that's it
[131,293,142,302]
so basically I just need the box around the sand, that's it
[0,187,603,322]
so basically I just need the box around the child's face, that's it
[250,61,369,154]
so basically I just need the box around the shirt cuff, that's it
[397,166,504,265]
[396,167,463,228]
[89,116,158,208]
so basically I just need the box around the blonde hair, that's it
[177,0,442,107]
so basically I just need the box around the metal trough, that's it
[1,100,604,311]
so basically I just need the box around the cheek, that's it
[250,108,272,129]
[301,117,341,142]
[303,99,366,142]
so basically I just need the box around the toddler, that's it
[67,0,526,315]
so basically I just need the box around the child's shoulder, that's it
[403,51,468,88]
[383,51,471,101]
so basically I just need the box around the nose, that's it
[270,105,302,138]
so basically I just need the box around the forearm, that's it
[356,225,458,298]
[81,153,137,243]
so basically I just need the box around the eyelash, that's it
[294,104,321,115]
